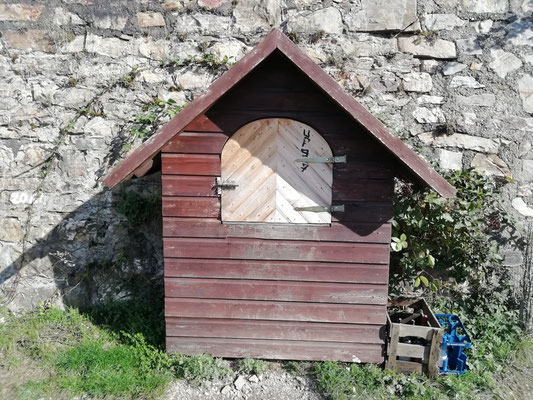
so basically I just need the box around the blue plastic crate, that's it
[435,314,472,375]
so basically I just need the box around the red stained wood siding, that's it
[161,51,394,363]
[165,318,385,343]
[162,154,220,176]
[164,259,389,284]
[165,298,385,324]
[162,218,391,243]
[166,337,384,363]
[164,237,389,264]
[165,278,388,304]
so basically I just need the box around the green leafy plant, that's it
[128,97,187,143]
[49,337,171,398]
[161,54,234,71]
[116,190,160,231]
[390,170,511,293]
[238,358,270,375]
[173,353,231,383]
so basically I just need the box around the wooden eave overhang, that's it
[103,29,456,198]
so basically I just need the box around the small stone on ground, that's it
[167,369,323,400]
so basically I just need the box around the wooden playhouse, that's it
[104,29,455,363]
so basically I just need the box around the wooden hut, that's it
[104,29,455,363]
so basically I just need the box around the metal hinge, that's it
[215,177,238,194]
[294,205,345,213]
[295,155,346,163]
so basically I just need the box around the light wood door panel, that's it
[221,118,333,223]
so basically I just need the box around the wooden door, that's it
[220,118,333,223]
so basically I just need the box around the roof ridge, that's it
[103,29,455,198]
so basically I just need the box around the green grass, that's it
[1,302,530,399]
[173,353,232,383]
[50,339,171,398]
[238,357,270,375]
[0,303,231,399]
[313,361,494,400]
[83,294,166,348]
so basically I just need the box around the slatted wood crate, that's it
[386,299,444,378]
[103,29,456,363]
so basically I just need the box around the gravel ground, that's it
[167,368,324,400]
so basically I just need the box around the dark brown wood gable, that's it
[103,29,455,198]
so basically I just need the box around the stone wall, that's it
[1,0,532,311]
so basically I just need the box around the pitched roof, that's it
[103,29,456,198]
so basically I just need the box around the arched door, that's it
[220,118,333,224]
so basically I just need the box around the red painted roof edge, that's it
[275,33,456,198]
[103,29,455,198]
[102,29,282,188]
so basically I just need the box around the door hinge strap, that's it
[215,177,238,194]
[294,205,345,213]
[295,155,346,163]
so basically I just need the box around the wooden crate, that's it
[385,298,444,378]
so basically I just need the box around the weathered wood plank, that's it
[162,132,228,154]
[162,217,391,243]
[161,154,220,176]
[220,118,333,224]
[165,317,385,343]
[215,90,337,112]
[334,161,394,180]
[333,180,394,202]
[386,323,400,370]
[165,278,387,305]
[161,200,391,222]
[204,109,359,135]
[396,343,431,361]
[164,259,389,284]
[399,325,438,341]
[165,298,386,324]
[163,237,390,264]
[162,176,216,197]
[183,114,223,132]
[395,360,424,374]
[166,337,384,362]
[428,330,444,378]
[332,202,393,223]
[162,197,219,218]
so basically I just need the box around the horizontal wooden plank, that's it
[162,197,219,218]
[162,154,220,176]
[183,114,224,132]
[395,343,430,362]
[164,259,389,284]
[162,176,216,197]
[215,89,337,112]
[395,360,424,374]
[325,135,397,161]
[334,160,394,180]
[165,278,387,305]
[166,336,384,362]
[333,202,393,223]
[162,132,228,154]
[161,199,391,222]
[163,237,390,264]
[203,109,360,135]
[399,324,439,341]
[165,298,386,324]
[333,180,394,202]
[165,317,385,343]
[163,218,391,243]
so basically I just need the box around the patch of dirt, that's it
[167,368,323,400]
[489,338,533,400]
[0,363,51,399]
